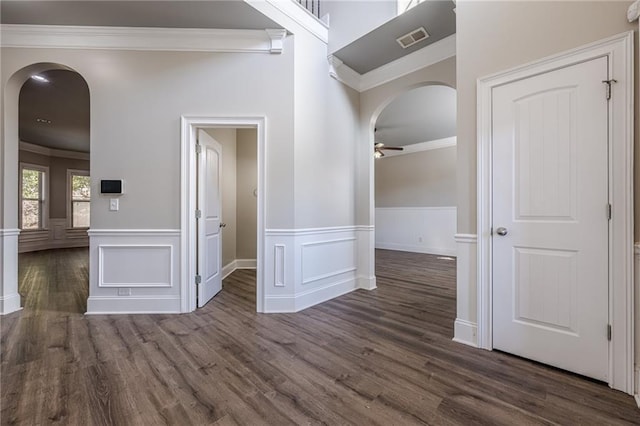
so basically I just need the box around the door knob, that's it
[220,223,226,228]
[496,227,508,236]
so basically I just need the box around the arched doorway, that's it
[2,63,90,314]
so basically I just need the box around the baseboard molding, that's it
[375,242,456,257]
[264,277,358,313]
[222,259,257,280]
[0,293,22,315]
[357,275,377,291]
[635,367,640,407]
[86,296,181,314]
[452,318,478,347]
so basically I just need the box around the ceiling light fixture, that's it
[31,75,49,83]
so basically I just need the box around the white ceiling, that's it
[1,0,280,29]
[19,70,90,153]
[375,84,456,147]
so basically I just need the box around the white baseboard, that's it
[0,293,22,315]
[375,242,456,257]
[452,318,478,347]
[86,296,181,314]
[357,275,377,291]
[264,277,358,313]
[635,367,640,408]
[222,258,257,280]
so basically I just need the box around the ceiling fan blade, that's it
[381,146,404,151]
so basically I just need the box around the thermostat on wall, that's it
[100,180,123,194]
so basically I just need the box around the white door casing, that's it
[477,32,634,394]
[492,57,609,381]
[197,130,222,307]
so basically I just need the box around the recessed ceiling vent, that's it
[396,27,430,49]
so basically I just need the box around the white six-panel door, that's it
[197,130,223,308]
[492,56,609,381]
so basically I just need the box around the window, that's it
[68,170,90,228]
[20,164,48,230]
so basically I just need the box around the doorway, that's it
[180,117,266,313]
[17,68,91,314]
[477,33,633,393]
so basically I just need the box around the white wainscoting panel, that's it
[99,245,173,287]
[453,233,478,347]
[375,207,456,256]
[87,229,181,314]
[264,226,371,313]
[0,229,22,315]
[18,218,89,253]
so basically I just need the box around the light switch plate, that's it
[109,198,119,211]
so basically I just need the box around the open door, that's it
[197,129,222,307]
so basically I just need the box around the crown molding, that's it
[0,24,288,54]
[246,0,328,44]
[328,34,456,92]
[19,141,90,160]
[377,137,457,159]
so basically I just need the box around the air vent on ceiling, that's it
[396,27,430,49]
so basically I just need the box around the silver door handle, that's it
[220,223,226,228]
[496,227,508,236]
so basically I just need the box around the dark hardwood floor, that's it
[1,248,638,425]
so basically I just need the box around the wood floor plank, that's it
[1,248,638,425]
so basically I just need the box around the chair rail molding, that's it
[1,24,288,54]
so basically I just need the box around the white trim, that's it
[222,259,257,280]
[266,226,362,236]
[265,29,287,54]
[181,116,266,313]
[477,31,634,394]
[87,229,180,237]
[19,162,49,231]
[454,233,478,244]
[628,0,640,22]
[328,34,456,92]
[264,277,358,313]
[67,169,90,229]
[85,296,181,315]
[246,0,328,44]
[1,24,288,54]
[0,229,21,237]
[0,294,22,315]
[376,137,456,158]
[20,141,89,160]
[98,244,174,288]
[453,319,478,347]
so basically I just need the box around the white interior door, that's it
[197,130,222,308]
[492,57,609,381]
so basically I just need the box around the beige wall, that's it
[206,128,237,268]
[236,129,257,260]
[456,0,636,235]
[375,146,456,208]
[19,149,90,220]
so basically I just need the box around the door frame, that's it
[180,116,266,313]
[477,32,634,393]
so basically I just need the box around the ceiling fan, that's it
[374,142,403,158]
[374,128,404,158]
